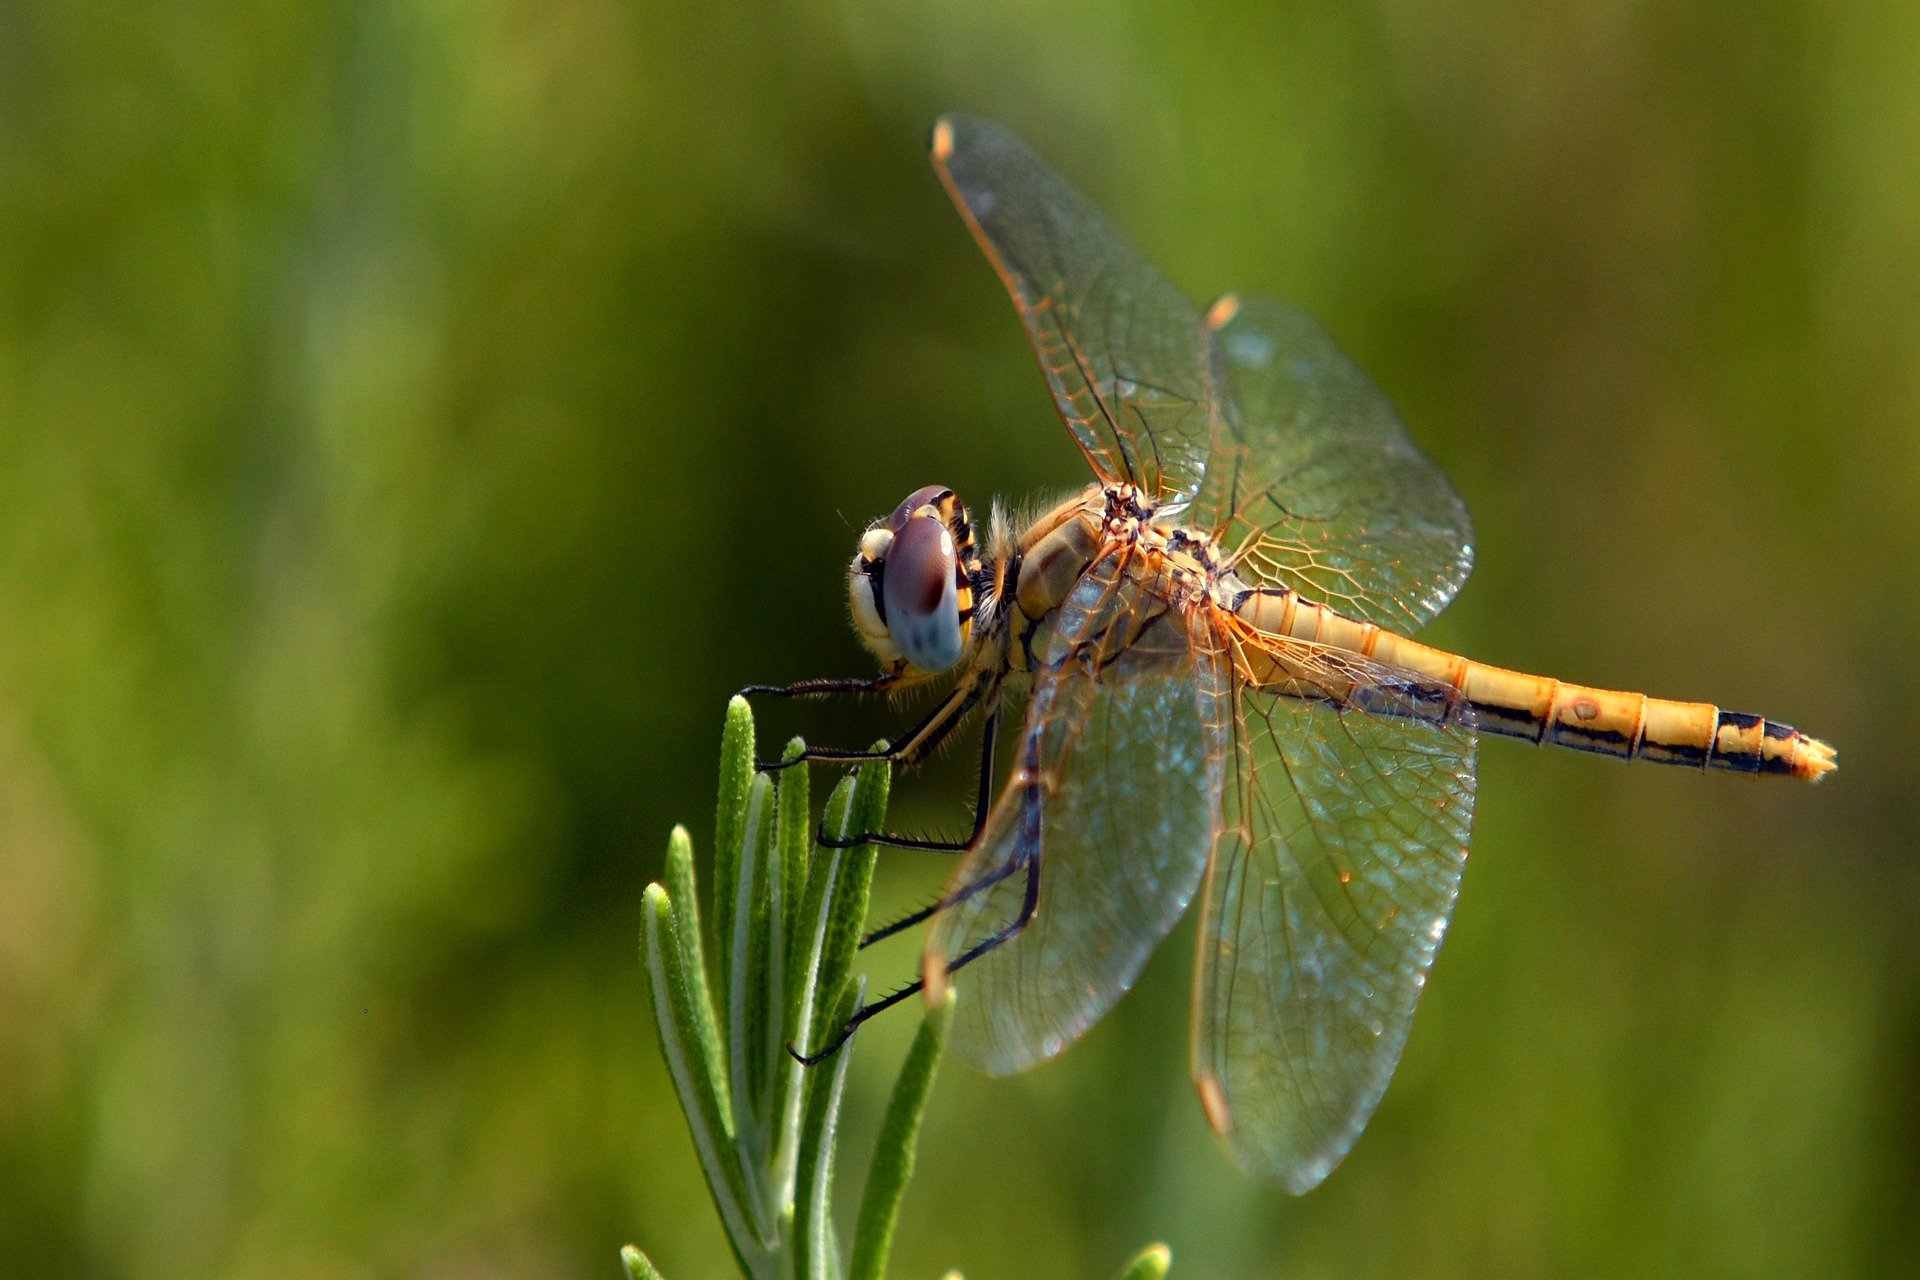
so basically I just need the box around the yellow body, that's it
[1001,486,1835,781]
[1234,589,1834,779]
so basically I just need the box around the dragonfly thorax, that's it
[848,485,982,675]
[1006,483,1224,630]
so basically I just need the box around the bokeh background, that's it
[3,1,1918,1276]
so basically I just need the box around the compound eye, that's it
[881,513,963,672]
[887,484,952,534]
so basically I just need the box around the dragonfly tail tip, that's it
[1796,734,1838,782]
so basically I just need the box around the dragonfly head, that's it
[848,485,980,675]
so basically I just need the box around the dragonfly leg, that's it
[929,761,1045,972]
[742,671,904,771]
[822,709,998,853]
[796,710,1046,1063]
[858,818,1019,950]
[756,678,970,772]
[789,852,1040,1066]
[786,976,927,1066]
[942,849,1040,974]
[737,670,904,700]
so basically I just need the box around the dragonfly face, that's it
[847,485,982,676]
[757,114,1835,1196]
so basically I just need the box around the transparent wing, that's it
[1192,640,1477,1192]
[1198,296,1474,629]
[925,550,1230,1075]
[932,114,1214,502]
[934,116,1474,630]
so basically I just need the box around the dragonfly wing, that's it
[934,116,1472,630]
[925,551,1231,1075]
[932,115,1214,503]
[1199,295,1474,630]
[1192,649,1477,1192]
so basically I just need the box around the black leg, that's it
[788,720,1047,1066]
[756,682,956,772]
[788,852,1041,1066]
[821,709,999,853]
[738,671,902,700]
[858,817,1021,950]
[764,672,990,775]
[944,849,1040,974]
[786,979,925,1066]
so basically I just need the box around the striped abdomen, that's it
[1233,589,1836,781]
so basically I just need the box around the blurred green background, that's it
[3,1,1917,1276]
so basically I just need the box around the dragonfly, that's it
[745,114,1836,1192]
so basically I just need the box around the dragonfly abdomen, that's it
[1467,668,1833,780]
[1234,588,1836,780]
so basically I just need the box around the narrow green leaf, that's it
[793,980,862,1280]
[763,738,809,1154]
[776,737,810,978]
[642,885,766,1264]
[712,696,756,1034]
[776,754,892,1207]
[662,827,727,1105]
[620,1244,666,1280]
[1112,1245,1173,1280]
[729,772,775,1150]
[789,774,854,1059]
[815,751,890,1015]
[774,771,853,1203]
[847,990,953,1280]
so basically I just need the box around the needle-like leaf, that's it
[794,979,862,1280]
[814,752,889,1017]
[729,771,775,1160]
[711,697,756,1032]
[663,827,726,1104]
[643,884,761,1265]
[769,738,812,1194]
[1112,1245,1173,1280]
[772,759,875,1215]
[848,990,953,1280]
[789,775,849,1059]
[621,1244,666,1280]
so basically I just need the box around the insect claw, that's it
[788,1024,855,1067]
